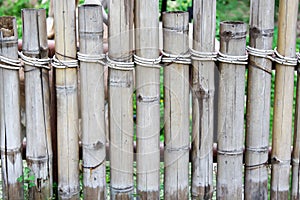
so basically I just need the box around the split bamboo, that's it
[191,1,216,199]
[0,16,23,200]
[163,11,190,200]
[272,0,299,199]
[217,21,247,199]
[53,0,80,199]
[78,4,106,199]
[108,0,134,199]
[22,8,53,199]
[245,1,274,199]
[135,0,160,199]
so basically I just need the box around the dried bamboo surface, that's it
[191,1,216,199]
[217,21,247,200]
[53,0,79,199]
[108,0,134,199]
[163,11,190,200]
[0,16,24,200]
[271,0,299,199]
[244,1,274,199]
[78,4,106,199]
[22,8,53,199]
[135,0,160,199]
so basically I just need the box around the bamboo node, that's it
[292,158,299,166]
[217,149,244,156]
[82,158,105,170]
[165,145,189,152]
[77,52,106,65]
[110,186,134,194]
[245,146,269,153]
[161,50,191,64]
[217,51,248,65]
[106,55,134,71]
[137,95,160,103]
[0,54,21,70]
[0,145,22,155]
[190,48,218,61]
[52,55,78,69]
[271,156,290,166]
[134,54,162,68]
[245,162,268,170]
[18,51,51,70]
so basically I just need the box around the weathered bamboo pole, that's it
[108,0,134,199]
[78,4,106,199]
[244,1,274,199]
[0,16,23,200]
[53,0,79,199]
[163,11,190,200]
[217,21,247,199]
[191,1,216,199]
[271,0,299,199]
[21,8,53,199]
[135,0,160,199]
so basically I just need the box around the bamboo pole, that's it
[271,0,299,199]
[0,16,23,199]
[53,0,80,199]
[78,4,106,199]
[108,0,134,199]
[21,8,53,199]
[135,0,160,199]
[245,1,274,199]
[163,11,190,200]
[191,1,216,199]
[217,21,247,199]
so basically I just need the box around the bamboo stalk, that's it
[22,8,53,199]
[0,16,23,200]
[108,0,134,199]
[78,4,106,199]
[217,21,247,199]
[135,0,160,199]
[271,0,299,199]
[53,0,80,199]
[191,1,216,199]
[163,11,190,200]
[245,1,274,199]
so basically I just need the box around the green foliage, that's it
[17,166,36,199]
[167,0,192,11]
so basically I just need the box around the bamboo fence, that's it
[1,0,300,199]
[21,8,53,199]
